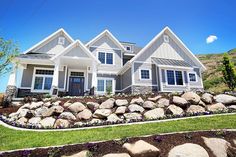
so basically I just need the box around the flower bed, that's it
[1,92,236,130]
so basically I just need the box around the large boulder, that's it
[148,95,162,102]
[40,117,55,128]
[76,109,92,120]
[144,108,165,120]
[168,143,209,157]
[123,140,160,157]
[128,104,145,113]
[201,93,213,104]
[115,106,127,114]
[181,92,201,104]
[34,106,50,117]
[17,117,28,125]
[143,101,157,109]
[68,102,86,113]
[16,108,33,118]
[228,105,236,110]
[115,99,129,106]
[54,119,70,128]
[107,114,122,123]
[157,98,170,108]
[63,101,72,107]
[130,97,144,105]
[99,98,115,109]
[30,101,44,110]
[186,105,206,114]
[214,94,236,105]
[124,113,142,120]
[93,109,112,118]
[103,153,130,157]
[172,96,189,108]
[49,105,64,114]
[86,102,100,111]
[166,105,184,115]
[59,112,76,121]
[203,137,230,157]
[44,101,52,108]
[207,103,227,112]
[28,117,41,126]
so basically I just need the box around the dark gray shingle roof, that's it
[152,58,192,67]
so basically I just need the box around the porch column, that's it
[7,65,17,86]
[51,61,60,95]
[91,61,97,93]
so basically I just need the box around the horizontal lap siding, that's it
[65,46,90,58]
[189,68,203,88]
[121,68,131,90]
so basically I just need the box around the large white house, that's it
[7,27,206,97]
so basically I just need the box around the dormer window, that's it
[98,52,113,65]
[58,37,65,45]
[126,46,131,51]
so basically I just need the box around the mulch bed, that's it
[0,106,20,116]
[1,131,236,157]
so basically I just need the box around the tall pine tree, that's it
[222,53,236,91]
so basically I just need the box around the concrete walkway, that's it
[0,112,236,132]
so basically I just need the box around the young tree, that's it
[0,38,19,75]
[221,53,236,91]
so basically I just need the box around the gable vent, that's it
[58,37,65,45]
[163,35,169,43]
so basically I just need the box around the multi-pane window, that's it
[166,70,184,85]
[97,79,113,93]
[98,52,105,64]
[167,70,175,85]
[189,73,197,82]
[140,70,150,79]
[106,53,113,64]
[98,52,113,65]
[70,72,84,77]
[33,69,54,91]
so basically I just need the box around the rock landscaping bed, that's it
[1,130,236,157]
[1,92,236,129]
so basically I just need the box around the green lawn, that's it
[1,114,236,151]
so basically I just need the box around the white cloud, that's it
[206,35,218,44]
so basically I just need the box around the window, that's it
[106,53,113,64]
[166,70,184,86]
[126,46,131,51]
[33,68,54,91]
[167,70,175,85]
[140,69,150,79]
[58,37,65,45]
[98,52,113,65]
[189,73,197,82]
[70,72,84,77]
[97,80,105,92]
[98,52,105,64]
[97,78,113,93]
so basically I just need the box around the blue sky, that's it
[0,0,236,92]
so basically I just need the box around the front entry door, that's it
[69,77,84,96]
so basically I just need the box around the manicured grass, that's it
[1,114,236,151]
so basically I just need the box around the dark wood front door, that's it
[69,77,84,96]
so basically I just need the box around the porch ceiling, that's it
[59,56,94,69]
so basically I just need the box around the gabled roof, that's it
[119,26,206,74]
[51,39,100,64]
[23,28,74,54]
[85,29,126,51]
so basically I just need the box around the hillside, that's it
[198,48,236,93]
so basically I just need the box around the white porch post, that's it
[7,65,17,86]
[91,61,97,94]
[51,61,60,95]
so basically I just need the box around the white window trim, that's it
[96,77,115,94]
[165,69,186,86]
[188,71,198,82]
[163,35,169,43]
[31,67,54,93]
[139,69,152,80]
[67,69,87,92]
[58,37,65,45]
[126,46,131,52]
[97,51,115,65]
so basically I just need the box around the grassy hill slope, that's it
[198,48,236,93]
